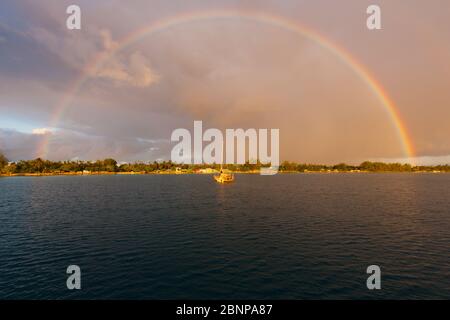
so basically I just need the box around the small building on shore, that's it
[197,168,218,174]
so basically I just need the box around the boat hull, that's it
[214,174,234,183]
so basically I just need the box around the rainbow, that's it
[37,9,415,160]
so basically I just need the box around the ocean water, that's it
[0,173,449,299]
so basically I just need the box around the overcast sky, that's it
[1,0,449,164]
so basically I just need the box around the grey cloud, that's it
[0,128,171,162]
[1,0,450,163]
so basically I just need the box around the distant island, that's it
[1,153,449,176]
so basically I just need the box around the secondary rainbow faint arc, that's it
[38,9,415,160]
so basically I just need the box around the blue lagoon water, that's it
[0,174,449,299]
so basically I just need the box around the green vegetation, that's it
[279,161,449,172]
[0,152,449,175]
[0,152,8,170]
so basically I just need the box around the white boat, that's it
[214,168,234,183]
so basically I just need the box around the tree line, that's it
[0,152,449,174]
